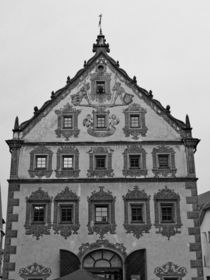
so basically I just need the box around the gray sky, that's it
[1,0,210,217]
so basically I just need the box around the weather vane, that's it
[99,14,102,34]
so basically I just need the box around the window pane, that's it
[36,156,47,169]
[95,155,106,169]
[96,81,105,94]
[33,205,45,222]
[158,154,169,169]
[129,155,140,168]
[63,116,72,128]
[161,203,174,222]
[97,115,106,128]
[130,114,140,128]
[95,206,108,222]
[131,205,143,222]
[60,206,72,222]
[63,156,73,168]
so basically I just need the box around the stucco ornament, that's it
[19,262,51,279]
[112,81,133,105]
[83,109,119,137]
[78,239,127,258]
[154,261,187,279]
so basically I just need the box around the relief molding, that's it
[53,187,80,239]
[55,103,81,140]
[55,146,80,178]
[24,188,52,239]
[152,145,177,177]
[154,261,187,279]
[123,186,151,238]
[154,186,182,239]
[87,186,116,238]
[123,144,147,177]
[19,262,51,280]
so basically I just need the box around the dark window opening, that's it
[129,155,141,169]
[95,155,106,169]
[60,205,73,223]
[131,204,143,223]
[161,203,175,223]
[63,116,73,129]
[62,156,73,169]
[95,205,108,223]
[97,115,106,128]
[130,114,140,128]
[158,154,169,169]
[36,156,47,169]
[33,205,45,223]
[96,81,105,94]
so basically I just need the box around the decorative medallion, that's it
[154,186,182,239]
[123,186,151,238]
[154,261,187,279]
[78,239,127,258]
[87,186,116,238]
[123,103,148,139]
[83,107,119,137]
[71,82,90,106]
[53,187,80,239]
[19,262,51,279]
[55,103,81,140]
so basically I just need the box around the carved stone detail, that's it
[24,188,52,239]
[123,186,151,238]
[154,186,182,239]
[78,239,127,258]
[123,145,147,177]
[87,147,114,177]
[152,145,177,177]
[19,262,51,279]
[154,261,187,279]
[83,107,119,137]
[28,146,53,178]
[55,146,80,178]
[55,103,81,140]
[53,187,80,239]
[87,187,116,238]
[123,103,148,139]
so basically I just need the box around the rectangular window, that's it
[33,205,45,223]
[131,204,143,223]
[158,154,169,169]
[36,156,47,169]
[95,205,108,223]
[62,156,73,169]
[95,155,106,169]
[96,81,105,94]
[63,116,73,129]
[97,115,106,128]
[130,114,140,128]
[129,155,141,169]
[160,203,175,223]
[60,205,73,223]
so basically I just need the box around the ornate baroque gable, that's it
[19,263,51,279]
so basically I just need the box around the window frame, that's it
[130,203,144,224]
[157,153,170,170]
[35,155,47,170]
[62,115,73,129]
[32,204,46,224]
[95,155,107,170]
[94,204,109,224]
[129,154,141,169]
[96,80,106,95]
[159,202,176,224]
[62,155,74,169]
[59,204,74,224]
[130,114,141,128]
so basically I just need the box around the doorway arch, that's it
[125,249,146,280]
[82,249,123,280]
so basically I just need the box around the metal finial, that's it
[99,14,102,34]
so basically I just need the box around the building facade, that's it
[199,191,210,280]
[3,32,203,280]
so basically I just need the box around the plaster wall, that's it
[9,182,196,280]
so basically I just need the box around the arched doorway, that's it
[82,249,123,280]
[125,249,146,280]
[60,249,80,277]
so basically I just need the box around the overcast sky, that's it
[1,0,210,217]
